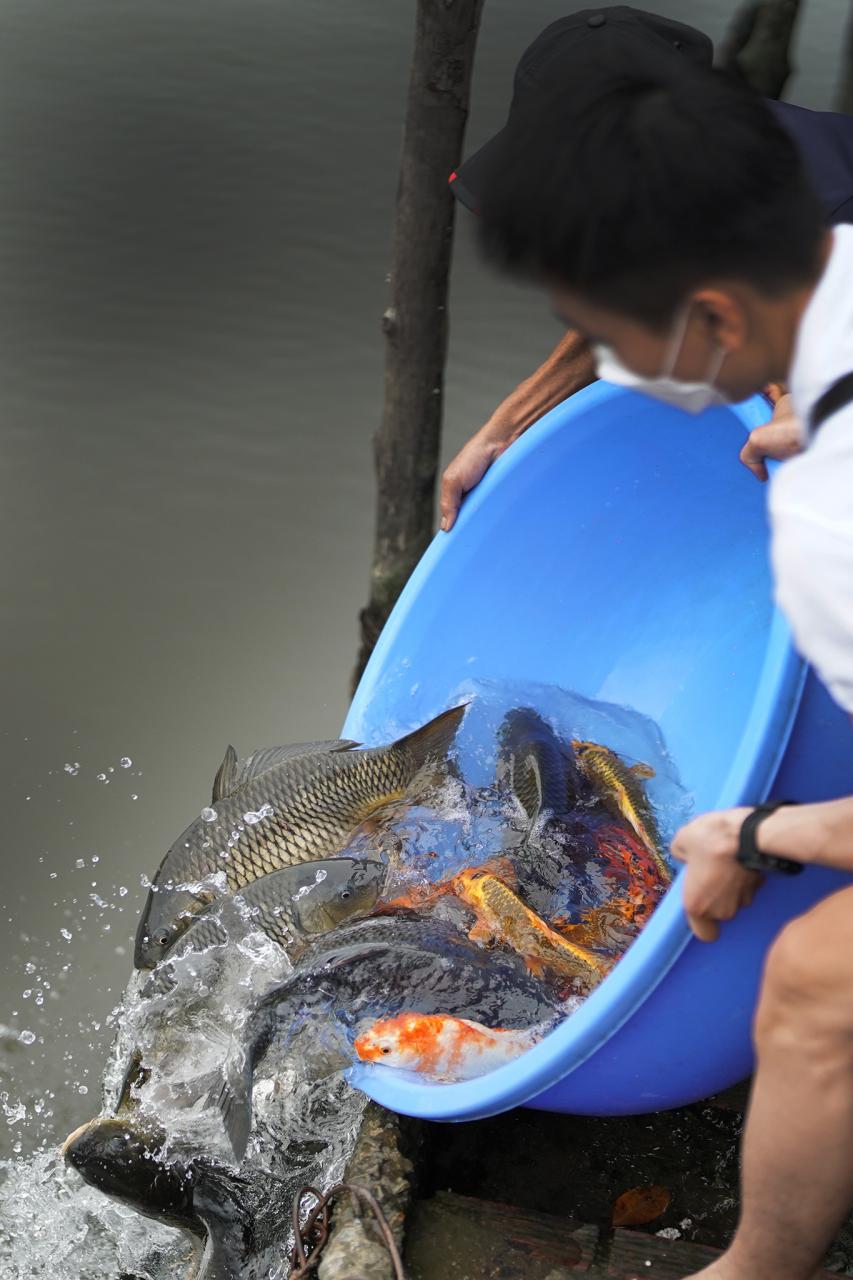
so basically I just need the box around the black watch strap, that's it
[736,801,803,875]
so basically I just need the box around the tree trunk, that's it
[837,1,853,114]
[717,0,805,99]
[352,0,486,692]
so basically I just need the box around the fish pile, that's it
[61,698,675,1278]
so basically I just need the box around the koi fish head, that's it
[354,1012,447,1072]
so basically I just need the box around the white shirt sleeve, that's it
[770,440,853,714]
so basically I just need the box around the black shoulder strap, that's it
[810,371,853,436]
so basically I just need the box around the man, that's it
[464,18,853,1280]
[440,7,853,530]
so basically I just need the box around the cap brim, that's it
[450,126,510,216]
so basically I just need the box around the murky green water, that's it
[0,0,849,1163]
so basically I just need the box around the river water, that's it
[0,0,848,1165]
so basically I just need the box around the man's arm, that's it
[672,797,853,942]
[439,330,595,531]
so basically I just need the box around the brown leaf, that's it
[611,1184,671,1227]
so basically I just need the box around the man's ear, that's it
[691,288,747,354]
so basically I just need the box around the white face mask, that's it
[593,306,729,415]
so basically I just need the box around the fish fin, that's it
[191,1055,254,1164]
[393,705,467,774]
[212,745,239,803]
[238,740,359,787]
[516,752,544,824]
[216,1069,253,1164]
[525,956,546,979]
[631,762,656,779]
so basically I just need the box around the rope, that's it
[288,1181,407,1279]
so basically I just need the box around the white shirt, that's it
[769,225,853,713]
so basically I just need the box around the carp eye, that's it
[155,930,171,948]
[381,1046,391,1054]
[340,890,352,901]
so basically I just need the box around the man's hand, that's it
[440,428,505,532]
[671,808,763,942]
[439,330,597,531]
[740,393,803,482]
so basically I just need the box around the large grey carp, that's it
[135,705,466,969]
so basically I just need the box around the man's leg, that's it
[689,883,853,1280]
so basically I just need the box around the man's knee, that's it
[755,890,853,1047]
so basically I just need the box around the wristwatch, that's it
[736,801,803,875]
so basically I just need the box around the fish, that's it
[354,1011,550,1082]
[551,825,670,952]
[205,912,561,1161]
[210,739,359,806]
[497,707,589,825]
[572,739,671,882]
[62,1116,271,1280]
[135,704,466,969]
[166,857,386,963]
[451,868,608,989]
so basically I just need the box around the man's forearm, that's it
[484,329,596,446]
[759,797,853,871]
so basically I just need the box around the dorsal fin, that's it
[211,739,359,802]
[391,705,467,770]
[238,740,358,786]
[212,746,239,804]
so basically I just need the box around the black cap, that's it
[450,7,714,213]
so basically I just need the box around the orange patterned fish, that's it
[572,740,671,884]
[354,1012,547,1081]
[451,868,607,990]
[553,823,669,950]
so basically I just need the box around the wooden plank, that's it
[603,1229,841,1279]
[404,1191,596,1279]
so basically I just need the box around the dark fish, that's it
[495,708,599,914]
[207,912,561,1161]
[135,705,466,969]
[62,1117,269,1280]
[497,707,588,823]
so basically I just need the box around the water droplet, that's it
[244,803,275,824]
[91,855,99,865]
[49,872,57,880]
[130,794,139,801]
[34,993,43,1006]
[60,929,72,941]
[24,963,35,975]
[201,807,217,823]
[96,773,107,782]
[120,757,132,768]
[75,858,85,869]
[63,762,80,776]
[21,990,31,1000]
[77,1084,88,1095]
[118,886,128,897]
[108,766,114,774]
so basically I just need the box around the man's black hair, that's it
[478,48,826,328]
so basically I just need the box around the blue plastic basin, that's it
[342,382,853,1121]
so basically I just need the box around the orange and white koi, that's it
[354,1012,548,1081]
[451,868,607,990]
